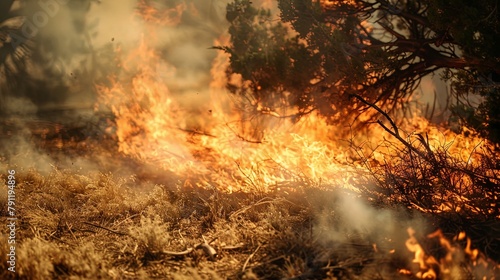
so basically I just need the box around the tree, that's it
[218,0,500,141]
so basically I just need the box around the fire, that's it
[95,0,495,196]
[97,11,364,192]
[86,1,500,278]
[403,227,499,279]
[405,227,438,279]
[136,0,186,26]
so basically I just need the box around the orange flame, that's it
[96,0,495,196]
[136,0,186,26]
[405,227,438,279]
[403,228,499,279]
[98,26,366,192]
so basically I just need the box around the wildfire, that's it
[95,0,495,196]
[97,6,364,192]
[2,1,498,279]
[66,1,500,278]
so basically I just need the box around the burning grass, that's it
[1,124,499,279]
[1,47,500,279]
[1,47,499,280]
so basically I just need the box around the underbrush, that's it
[351,126,500,263]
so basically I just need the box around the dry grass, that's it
[0,168,497,279]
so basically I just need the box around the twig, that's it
[350,93,430,160]
[66,222,78,241]
[178,229,186,245]
[229,197,280,219]
[242,244,261,272]
[234,160,260,189]
[161,247,194,256]
[221,243,245,250]
[225,123,263,144]
[351,93,400,137]
[160,240,243,258]
[206,236,219,245]
[200,235,217,260]
[113,213,140,227]
[175,127,216,138]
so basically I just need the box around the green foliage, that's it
[446,67,500,143]
[426,0,500,142]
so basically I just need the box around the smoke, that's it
[1,0,229,108]
[2,95,37,116]
[0,135,54,175]
[1,0,282,121]
[0,0,235,170]
[312,189,429,260]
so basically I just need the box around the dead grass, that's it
[0,166,496,279]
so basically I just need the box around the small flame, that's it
[403,227,498,279]
[405,227,438,279]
